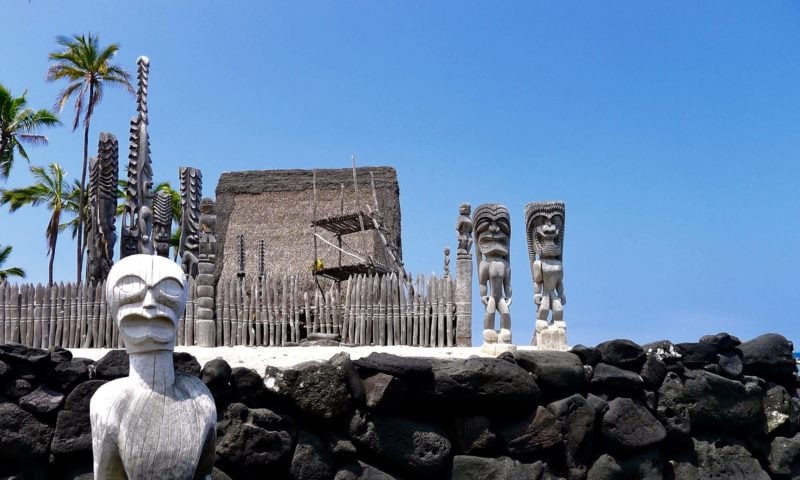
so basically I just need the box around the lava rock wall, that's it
[0,332,799,479]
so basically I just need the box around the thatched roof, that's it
[214,166,401,291]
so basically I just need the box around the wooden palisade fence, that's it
[0,272,457,348]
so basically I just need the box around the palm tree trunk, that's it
[49,232,58,287]
[76,83,93,284]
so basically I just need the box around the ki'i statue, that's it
[455,203,473,256]
[87,132,119,283]
[473,203,513,352]
[90,254,216,479]
[152,190,173,258]
[198,197,217,264]
[525,201,567,350]
[178,167,202,278]
[120,56,154,257]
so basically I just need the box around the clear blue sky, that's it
[1,1,798,348]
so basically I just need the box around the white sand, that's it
[69,345,539,373]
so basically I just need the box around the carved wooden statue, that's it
[525,201,567,350]
[455,203,473,256]
[152,190,173,258]
[90,254,216,478]
[473,203,513,350]
[87,132,119,283]
[120,56,154,258]
[178,167,202,277]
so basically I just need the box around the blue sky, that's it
[1,1,799,347]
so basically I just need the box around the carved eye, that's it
[155,279,184,305]
[117,275,146,296]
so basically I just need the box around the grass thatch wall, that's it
[214,167,401,291]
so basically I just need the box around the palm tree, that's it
[0,84,60,180]
[0,163,77,285]
[46,33,133,283]
[0,245,25,282]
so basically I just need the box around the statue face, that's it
[106,255,186,353]
[534,214,564,257]
[475,215,510,257]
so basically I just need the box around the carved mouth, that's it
[120,314,175,345]
[479,235,509,255]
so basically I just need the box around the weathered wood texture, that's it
[0,270,459,347]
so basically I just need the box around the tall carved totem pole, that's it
[195,197,217,347]
[86,133,119,284]
[120,56,154,258]
[455,203,473,347]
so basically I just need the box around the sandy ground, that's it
[69,345,539,373]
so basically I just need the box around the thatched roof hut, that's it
[214,167,402,290]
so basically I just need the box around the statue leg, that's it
[533,296,550,346]
[552,298,563,321]
[497,298,511,344]
[483,297,497,343]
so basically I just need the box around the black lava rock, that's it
[93,349,129,380]
[739,333,797,389]
[596,339,645,371]
[515,351,585,397]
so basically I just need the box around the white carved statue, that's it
[525,201,567,350]
[90,254,216,479]
[473,204,513,350]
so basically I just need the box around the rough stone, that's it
[232,366,272,408]
[419,357,541,414]
[93,349,129,380]
[216,403,297,478]
[202,358,234,409]
[601,397,665,451]
[589,362,644,397]
[515,351,585,396]
[764,384,798,435]
[290,430,335,480]
[674,342,718,367]
[641,340,681,363]
[3,377,34,400]
[354,352,433,378]
[0,343,51,382]
[596,339,645,371]
[325,432,358,461]
[19,385,64,418]
[451,416,500,456]
[330,352,365,403]
[348,408,452,477]
[48,345,73,364]
[768,433,800,478]
[0,359,10,383]
[570,344,601,366]
[51,409,92,455]
[658,369,763,433]
[639,355,667,390]
[699,332,741,350]
[363,372,406,411]
[63,379,106,412]
[283,361,352,421]
[548,394,596,476]
[173,351,202,377]
[717,350,744,378]
[739,333,797,388]
[497,406,562,460]
[450,455,544,480]
[334,461,396,480]
[0,402,54,461]
[47,359,89,393]
[671,435,770,479]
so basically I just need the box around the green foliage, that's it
[0,244,25,281]
[0,83,61,180]
[0,163,77,285]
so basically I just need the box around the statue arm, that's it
[557,278,565,305]
[503,262,512,305]
[90,391,125,478]
[478,261,489,303]
[533,260,543,304]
